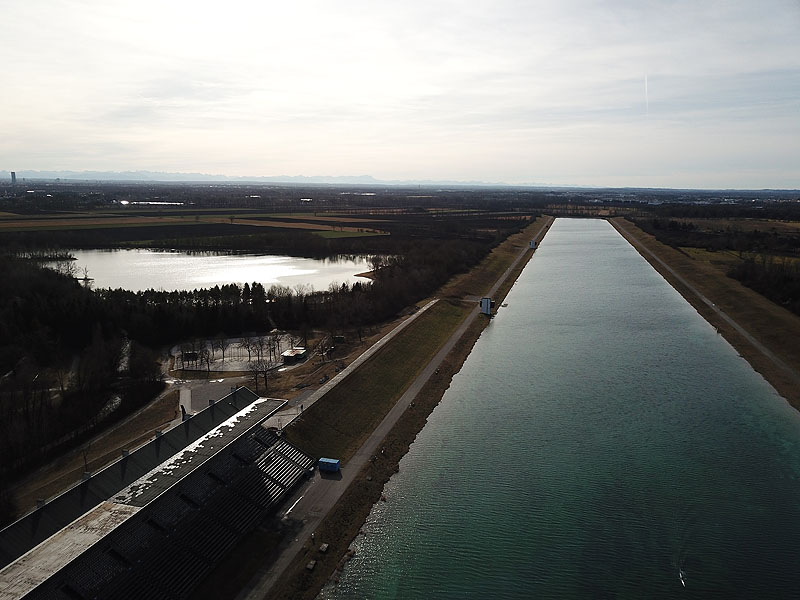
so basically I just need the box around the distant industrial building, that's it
[10,172,15,185]
[0,387,314,599]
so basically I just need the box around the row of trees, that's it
[639,217,800,255]
[177,331,290,370]
[728,255,800,316]
[630,214,800,318]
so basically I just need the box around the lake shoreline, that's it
[48,249,373,292]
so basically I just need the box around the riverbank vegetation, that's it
[628,203,800,317]
[611,218,800,412]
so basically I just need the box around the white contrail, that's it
[645,74,649,115]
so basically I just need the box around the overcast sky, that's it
[2,1,799,188]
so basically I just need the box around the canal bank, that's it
[227,217,555,600]
[321,218,800,599]
[610,217,800,409]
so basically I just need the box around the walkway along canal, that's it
[237,217,554,599]
[322,218,800,599]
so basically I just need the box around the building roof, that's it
[113,398,282,508]
[0,387,280,569]
[0,502,139,600]
[281,347,307,358]
[0,396,310,600]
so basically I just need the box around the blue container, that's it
[318,457,340,473]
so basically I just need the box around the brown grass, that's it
[0,213,385,234]
[611,217,800,409]
[670,217,800,234]
[284,300,470,461]
[0,216,189,230]
[206,217,376,233]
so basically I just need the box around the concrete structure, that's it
[0,387,270,570]
[10,172,16,185]
[0,390,313,600]
[480,297,495,315]
[281,347,308,364]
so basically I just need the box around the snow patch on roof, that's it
[113,398,282,505]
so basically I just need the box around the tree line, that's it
[630,215,800,318]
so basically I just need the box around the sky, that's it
[2,1,799,189]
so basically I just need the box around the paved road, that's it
[611,219,800,386]
[238,216,554,600]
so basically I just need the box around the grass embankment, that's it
[260,216,551,600]
[284,300,469,461]
[611,217,800,409]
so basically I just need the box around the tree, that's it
[212,334,229,364]
[240,334,253,361]
[248,358,271,393]
[269,330,283,362]
[199,347,212,373]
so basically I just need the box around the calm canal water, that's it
[54,249,371,292]
[322,218,800,599]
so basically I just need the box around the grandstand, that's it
[0,390,314,599]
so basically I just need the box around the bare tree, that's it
[219,335,230,363]
[82,442,92,475]
[254,336,267,362]
[55,362,71,397]
[212,334,230,365]
[240,335,253,362]
[179,343,192,369]
[248,359,271,393]
[269,330,283,362]
[199,347,212,373]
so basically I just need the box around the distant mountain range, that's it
[0,170,506,187]
[2,171,796,193]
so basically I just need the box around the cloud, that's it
[1,0,798,187]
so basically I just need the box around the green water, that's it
[322,218,800,599]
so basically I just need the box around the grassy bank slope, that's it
[611,217,800,409]
[194,216,551,600]
[263,216,552,600]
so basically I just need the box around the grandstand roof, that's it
[0,387,281,563]
[0,395,306,600]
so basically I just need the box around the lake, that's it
[51,249,372,292]
[322,218,800,599]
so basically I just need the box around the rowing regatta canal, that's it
[321,218,800,599]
